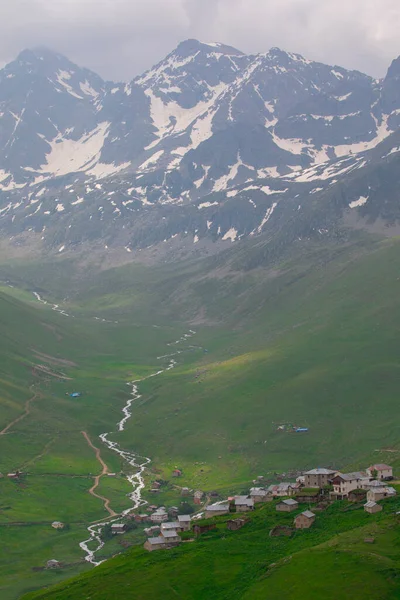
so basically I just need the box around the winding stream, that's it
[31,290,196,565]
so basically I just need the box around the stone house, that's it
[367,487,397,502]
[294,510,316,529]
[348,489,367,502]
[249,488,272,503]
[276,499,298,512]
[295,488,321,503]
[364,501,383,514]
[150,509,168,523]
[144,536,181,552]
[135,513,150,523]
[234,496,254,512]
[303,468,336,488]
[193,523,216,536]
[46,560,61,569]
[205,503,230,518]
[267,483,299,497]
[367,488,388,502]
[177,515,191,531]
[366,464,393,480]
[161,521,179,532]
[51,521,64,530]
[111,523,126,535]
[332,472,370,498]
[227,518,248,531]
[161,530,180,543]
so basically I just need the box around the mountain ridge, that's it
[0,40,399,258]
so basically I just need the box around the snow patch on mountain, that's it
[37,122,110,178]
[349,195,368,208]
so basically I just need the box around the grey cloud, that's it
[0,0,399,80]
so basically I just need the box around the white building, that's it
[366,464,393,480]
[332,472,371,497]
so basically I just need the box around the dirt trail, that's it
[81,431,117,517]
[0,385,39,435]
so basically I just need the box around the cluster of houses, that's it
[144,514,191,551]
[204,463,396,530]
[108,462,396,554]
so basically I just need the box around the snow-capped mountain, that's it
[1,40,400,256]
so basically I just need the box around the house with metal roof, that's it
[205,503,230,518]
[177,515,191,531]
[366,464,393,480]
[332,472,371,498]
[364,501,383,514]
[250,488,272,503]
[111,523,126,534]
[294,510,316,529]
[276,498,299,512]
[304,468,337,488]
[234,496,254,512]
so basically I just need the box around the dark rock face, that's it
[0,41,400,255]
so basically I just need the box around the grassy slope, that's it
[22,494,400,600]
[2,233,400,596]
[93,236,400,489]
[0,289,188,599]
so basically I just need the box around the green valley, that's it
[2,232,400,598]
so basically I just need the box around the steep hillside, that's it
[22,496,400,600]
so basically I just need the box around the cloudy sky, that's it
[1,0,400,81]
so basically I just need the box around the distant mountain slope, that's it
[0,42,400,255]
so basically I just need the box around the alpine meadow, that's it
[1,9,400,599]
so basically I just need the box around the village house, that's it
[205,503,230,518]
[177,515,191,531]
[134,513,150,523]
[227,518,248,531]
[249,488,272,503]
[276,499,299,512]
[331,472,371,498]
[295,488,321,503]
[161,529,180,543]
[294,510,316,529]
[267,482,299,497]
[51,521,64,530]
[181,487,190,496]
[303,468,337,488]
[144,534,181,552]
[161,521,179,532]
[193,523,217,535]
[367,487,397,503]
[150,508,168,523]
[348,488,367,502]
[364,501,383,514]
[111,523,126,535]
[172,469,182,477]
[168,506,179,518]
[234,496,254,512]
[366,464,393,480]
